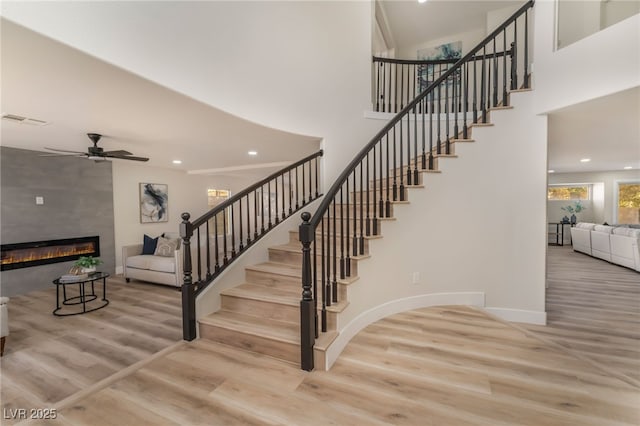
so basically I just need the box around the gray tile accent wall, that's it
[1,147,116,296]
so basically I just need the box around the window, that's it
[547,185,590,201]
[617,182,640,224]
[207,189,230,235]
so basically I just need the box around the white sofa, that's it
[570,222,596,255]
[610,227,640,271]
[1,297,9,356]
[122,234,183,287]
[570,223,640,272]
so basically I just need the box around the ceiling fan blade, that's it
[39,153,86,157]
[44,147,85,154]
[103,153,149,162]
[102,150,133,156]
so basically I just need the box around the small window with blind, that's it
[207,189,230,234]
[547,185,591,201]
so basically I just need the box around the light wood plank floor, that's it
[5,248,640,425]
[0,276,182,425]
[523,246,640,387]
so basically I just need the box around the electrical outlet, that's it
[412,272,420,284]
[35,196,44,205]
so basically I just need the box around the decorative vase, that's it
[570,214,577,224]
[562,216,570,224]
[81,266,96,274]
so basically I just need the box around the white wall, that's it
[533,0,640,114]
[1,1,382,186]
[325,90,548,366]
[111,161,254,271]
[548,169,640,225]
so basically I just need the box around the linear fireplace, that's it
[1,236,100,271]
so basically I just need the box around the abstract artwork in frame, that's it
[417,41,462,92]
[139,183,168,223]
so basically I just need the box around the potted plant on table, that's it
[561,201,587,224]
[74,256,102,274]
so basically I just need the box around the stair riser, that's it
[221,295,299,323]
[288,231,372,252]
[351,189,409,201]
[199,323,299,364]
[245,269,350,300]
[268,249,361,276]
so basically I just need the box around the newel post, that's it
[299,212,315,371]
[180,212,196,341]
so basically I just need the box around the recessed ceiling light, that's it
[418,0,428,3]
[172,160,182,164]
[580,158,591,163]
[548,170,555,173]
[248,151,258,156]
[624,166,633,170]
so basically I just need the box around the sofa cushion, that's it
[613,227,640,238]
[142,234,159,255]
[125,254,176,273]
[575,222,596,230]
[593,225,614,234]
[155,237,178,257]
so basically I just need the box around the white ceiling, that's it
[379,0,522,48]
[547,86,640,173]
[0,19,320,175]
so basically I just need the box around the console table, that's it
[548,222,572,246]
[52,272,109,316]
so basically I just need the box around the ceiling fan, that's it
[43,133,149,162]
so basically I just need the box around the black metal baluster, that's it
[339,188,345,280]
[260,187,265,234]
[253,191,258,240]
[399,118,405,201]
[231,204,236,257]
[288,170,293,215]
[406,110,411,186]
[345,174,351,276]
[376,61,381,112]
[392,126,398,201]
[214,213,220,271]
[378,139,384,217]
[352,170,358,257]
[359,162,364,253]
[502,29,508,106]
[492,38,498,108]
[400,64,404,110]
[196,228,201,282]
[512,18,518,90]
[321,216,327,330]
[239,198,244,251]
[385,134,391,217]
[313,236,318,338]
[315,156,319,198]
[281,174,286,221]
[246,194,251,245]
[372,142,378,235]
[421,97,426,170]
[332,199,337,303]
[473,55,478,123]
[325,209,331,308]
[295,166,300,210]
[268,181,272,229]
[275,176,279,225]
[464,62,469,139]
[454,68,459,141]
[413,100,418,184]
[481,46,487,123]
[366,153,371,235]
[395,63,398,113]
[429,89,434,170]
[524,10,529,88]
[308,159,312,203]
[302,162,306,206]
[223,208,228,264]
[205,220,211,279]
[436,84,442,157]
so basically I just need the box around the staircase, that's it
[180,0,535,371]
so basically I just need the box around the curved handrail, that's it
[298,0,534,371]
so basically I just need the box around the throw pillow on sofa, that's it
[143,234,159,255]
[155,236,178,257]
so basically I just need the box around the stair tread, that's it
[270,243,372,260]
[200,310,299,343]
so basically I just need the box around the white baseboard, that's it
[484,307,547,325]
[323,292,485,370]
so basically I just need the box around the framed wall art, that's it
[139,183,168,223]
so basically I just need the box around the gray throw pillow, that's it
[154,236,177,257]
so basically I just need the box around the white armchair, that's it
[1,297,9,356]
